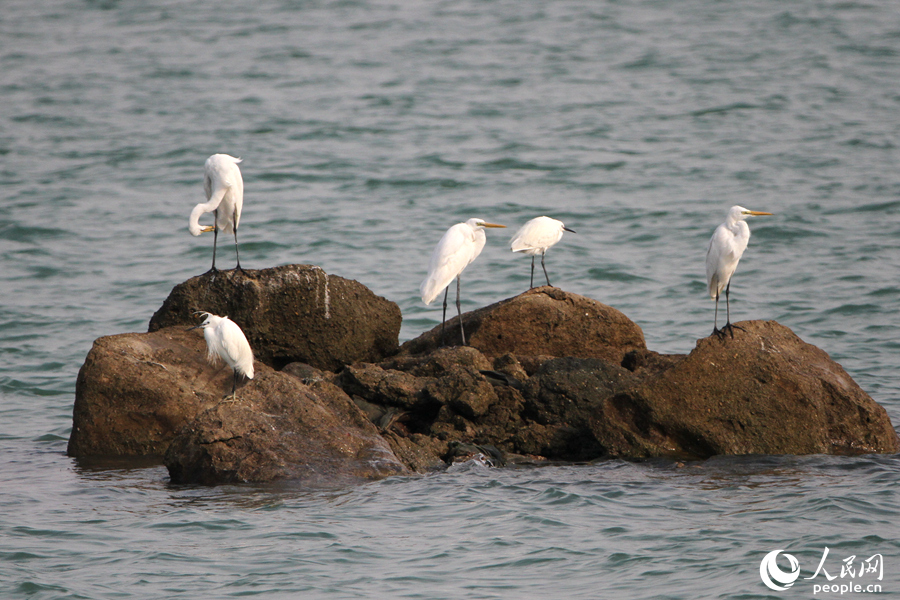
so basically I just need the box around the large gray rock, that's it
[148,264,401,371]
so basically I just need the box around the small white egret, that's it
[420,218,506,345]
[509,216,575,288]
[189,154,245,273]
[191,312,255,397]
[706,205,772,337]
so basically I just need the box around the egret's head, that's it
[730,205,772,221]
[467,218,506,230]
[189,311,215,330]
[188,221,216,237]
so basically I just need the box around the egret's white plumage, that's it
[705,205,772,335]
[420,218,506,345]
[509,216,575,288]
[189,154,245,272]
[194,312,254,396]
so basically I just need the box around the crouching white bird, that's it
[509,216,575,289]
[420,218,506,346]
[192,312,255,397]
[706,205,772,337]
[188,154,245,273]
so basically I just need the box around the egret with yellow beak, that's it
[420,218,506,345]
[188,154,245,273]
[706,205,772,337]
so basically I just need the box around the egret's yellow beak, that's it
[482,223,506,228]
[743,210,773,216]
[201,225,216,233]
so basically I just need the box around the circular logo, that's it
[760,549,800,591]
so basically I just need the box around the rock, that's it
[519,357,641,460]
[382,432,448,473]
[68,326,409,485]
[381,345,493,377]
[398,286,646,364]
[165,375,409,485]
[148,264,401,371]
[67,327,223,458]
[330,320,899,463]
[614,320,900,458]
[70,269,899,485]
[337,364,427,410]
[423,365,499,419]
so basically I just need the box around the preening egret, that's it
[509,216,575,288]
[706,205,772,337]
[420,218,506,345]
[189,154,245,273]
[192,312,255,397]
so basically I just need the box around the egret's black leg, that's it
[712,291,722,337]
[541,253,551,287]
[456,276,466,346]
[725,281,731,328]
[233,208,243,273]
[529,256,535,289]
[232,370,237,396]
[440,286,449,347]
[205,209,220,277]
[722,281,745,337]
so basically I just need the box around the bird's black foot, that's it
[202,266,219,280]
[713,323,745,339]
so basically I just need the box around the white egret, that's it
[420,218,506,345]
[706,205,772,337]
[189,154,245,273]
[191,312,255,397]
[509,216,575,288]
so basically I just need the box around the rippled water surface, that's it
[2,0,900,598]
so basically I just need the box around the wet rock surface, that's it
[69,270,899,485]
[148,264,401,371]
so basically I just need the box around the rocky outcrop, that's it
[165,370,409,485]
[148,264,401,371]
[68,324,409,484]
[68,327,219,457]
[357,320,897,463]
[69,269,899,485]
[617,320,900,457]
[399,286,646,364]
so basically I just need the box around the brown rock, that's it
[398,286,646,364]
[519,357,641,460]
[67,327,224,458]
[148,264,401,371]
[617,320,900,457]
[423,365,499,419]
[383,432,448,473]
[68,326,409,485]
[337,364,427,409]
[165,376,409,485]
[381,345,492,377]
